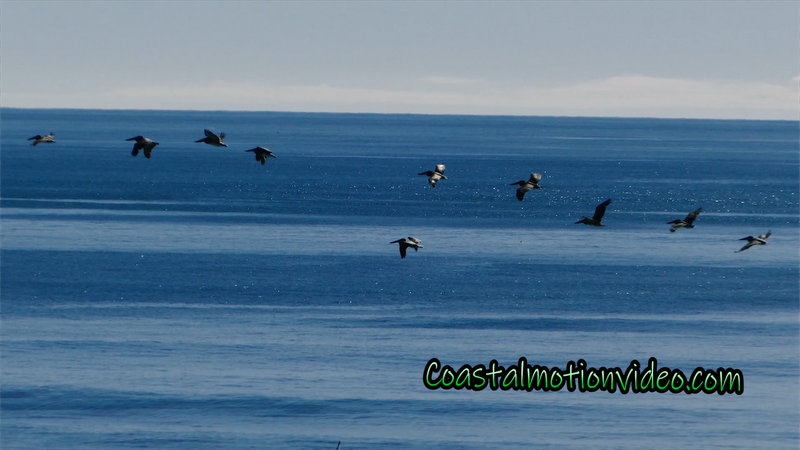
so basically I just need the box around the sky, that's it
[1,1,797,120]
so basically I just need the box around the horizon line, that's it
[2,106,796,123]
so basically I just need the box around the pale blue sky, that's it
[2,1,797,119]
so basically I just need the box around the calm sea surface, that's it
[1,108,798,449]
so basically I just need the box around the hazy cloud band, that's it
[3,75,796,120]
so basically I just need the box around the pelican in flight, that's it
[390,236,423,258]
[246,146,276,165]
[126,136,159,158]
[28,133,55,146]
[195,129,227,147]
[510,173,543,201]
[737,231,771,252]
[575,199,612,226]
[667,208,703,232]
[418,164,447,188]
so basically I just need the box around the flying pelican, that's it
[510,173,543,201]
[390,236,423,258]
[28,133,55,146]
[195,129,227,147]
[575,199,612,226]
[418,164,447,187]
[667,208,703,232]
[737,231,771,252]
[126,136,159,158]
[246,146,276,165]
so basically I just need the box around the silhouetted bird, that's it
[126,136,159,158]
[28,133,55,146]
[575,199,612,226]
[195,129,227,147]
[737,231,771,252]
[390,236,423,258]
[667,208,703,232]
[246,146,276,165]
[418,164,447,187]
[510,173,543,201]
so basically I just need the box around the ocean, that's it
[1,108,798,449]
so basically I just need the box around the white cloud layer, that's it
[3,75,797,120]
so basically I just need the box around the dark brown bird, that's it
[195,129,227,147]
[510,173,543,201]
[126,136,159,158]
[246,147,276,165]
[737,231,771,252]
[575,199,612,226]
[390,236,423,258]
[667,208,702,232]
[418,164,447,187]
[28,133,55,146]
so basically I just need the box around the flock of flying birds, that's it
[29,130,277,165]
[400,164,772,257]
[27,131,773,257]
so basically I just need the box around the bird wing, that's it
[203,129,217,139]
[516,187,526,201]
[759,231,772,240]
[684,208,702,224]
[126,136,143,142]
[390,240,409,258]
[592,199,612,221]
[28,135,42,141]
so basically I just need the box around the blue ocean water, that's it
[1,108,798,449]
